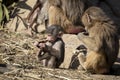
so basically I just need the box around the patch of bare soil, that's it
[0,29,120,80]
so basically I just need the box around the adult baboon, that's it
[77,7,119,74]
[61,0,85,25]
[37,0,86,34]
[48,6,85,34]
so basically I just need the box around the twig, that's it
[42,67,55,71]
[48,72,71,80]
[24,73,41,80]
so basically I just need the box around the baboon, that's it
[46,0,85,25]
[69,45,87,69]
[77,7,119,74]
[48,6,85,34]
[26,0,41,23]
[24,0,42,33]
[37,0,86,34]
[61,0,85,25]
[35,25,65,68]
[25,0,49,32]
[37,0,50,25]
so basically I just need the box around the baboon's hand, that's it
[77,32,85,40]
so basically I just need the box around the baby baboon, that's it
[35,25,65,68]
[77,7,119,74]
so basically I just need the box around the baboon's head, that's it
[82,7,110,30]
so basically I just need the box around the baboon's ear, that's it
[58,31,64,37]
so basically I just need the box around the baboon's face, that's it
[82,14,90,30]
[82,12,96,32]
[82,14,87,27]
[45,34,57,42]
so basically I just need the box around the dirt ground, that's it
[0,29,120,80]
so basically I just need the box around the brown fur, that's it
[77,7,119,74]
[37,0,86,34]
[48,6,83,33]
[62,0,85,25]
[48,6,71,30]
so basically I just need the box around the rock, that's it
[60,34,83,68]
